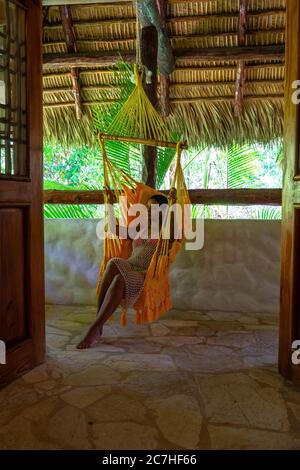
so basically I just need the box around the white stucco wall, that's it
[45,219,281,313]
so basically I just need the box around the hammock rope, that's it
[106,64,171,142]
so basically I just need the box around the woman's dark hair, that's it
[148,194,168,206]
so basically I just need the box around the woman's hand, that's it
[103,186,116,204]
[168,187,177,204]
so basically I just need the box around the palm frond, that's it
[44,204,97,219]
[254,206,282,220]
[44,180,81,190]
[227,144,260,189]
[157,146,176,189]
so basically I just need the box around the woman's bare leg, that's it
[77,273,125,349]
[96,261,120,312]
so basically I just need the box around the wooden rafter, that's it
[43,0,130,5]
[42,79,284,95]
[43,45,285,69]
[43,9,286,28]
[43,94,283,109]
[234,0,248,116]
[59,5,82,120]
[43,63,285,81]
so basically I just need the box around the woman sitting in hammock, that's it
[77,189,176,349]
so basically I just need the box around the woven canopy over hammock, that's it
[96,64,190,326]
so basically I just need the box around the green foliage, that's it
[181,141,282,220]
[227,144,260,189]
[44,143,103,189]
[157,146,176,189]
[44,204,99,219]
[254,206,282,220]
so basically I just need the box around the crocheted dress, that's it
[109,237,158,307]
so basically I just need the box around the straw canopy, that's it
[43,0,285,147]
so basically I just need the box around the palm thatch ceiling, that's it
[43,0,286,147]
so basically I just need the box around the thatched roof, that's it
[43,0,285,147]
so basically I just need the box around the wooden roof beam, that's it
[42,79,284,95]
[43,94,284,109]
[43,9,286,29]
[60,5,82,120]
[43,45,285,69]
[43,63,285,80]
[43,1,130,5]
[234,0,248,116]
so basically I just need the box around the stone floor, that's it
[0,305,300,450]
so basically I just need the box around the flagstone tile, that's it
[21,398,58,422]
[207,331,256,349]
[92,422,158,450]
[61,386,111,409]
[47,405,91,449]
[198,373,289,431]
[23,365,49,384]
[208,425,300,450]
[103,353,177,372]
[63,364,121,386]
[0,415,59,450]
[151,394,203,449]
[149,336,205,347]
[86,393,147,423]
[123,370,197,398]
[288,402,300,427]
[150,323,170,336]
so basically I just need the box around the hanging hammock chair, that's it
[96,64,191,326]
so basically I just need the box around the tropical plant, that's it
[44,204,98,219]
[226,144,260,189]
[253,206,282,220]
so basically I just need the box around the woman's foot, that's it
[76,325,103,349]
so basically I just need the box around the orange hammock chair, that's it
[96,134,191,326]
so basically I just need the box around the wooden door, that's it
[0,0,44,387]
[279,0,300,384]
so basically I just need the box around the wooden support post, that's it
[59,5,82,120]
[234,0,248,116]
[140,25,158,188]
[160,74,170,117]
[42,6,49,25]
[234,60,245,116]
[157,0,170,117]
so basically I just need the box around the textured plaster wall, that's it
[45,219,281,313]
